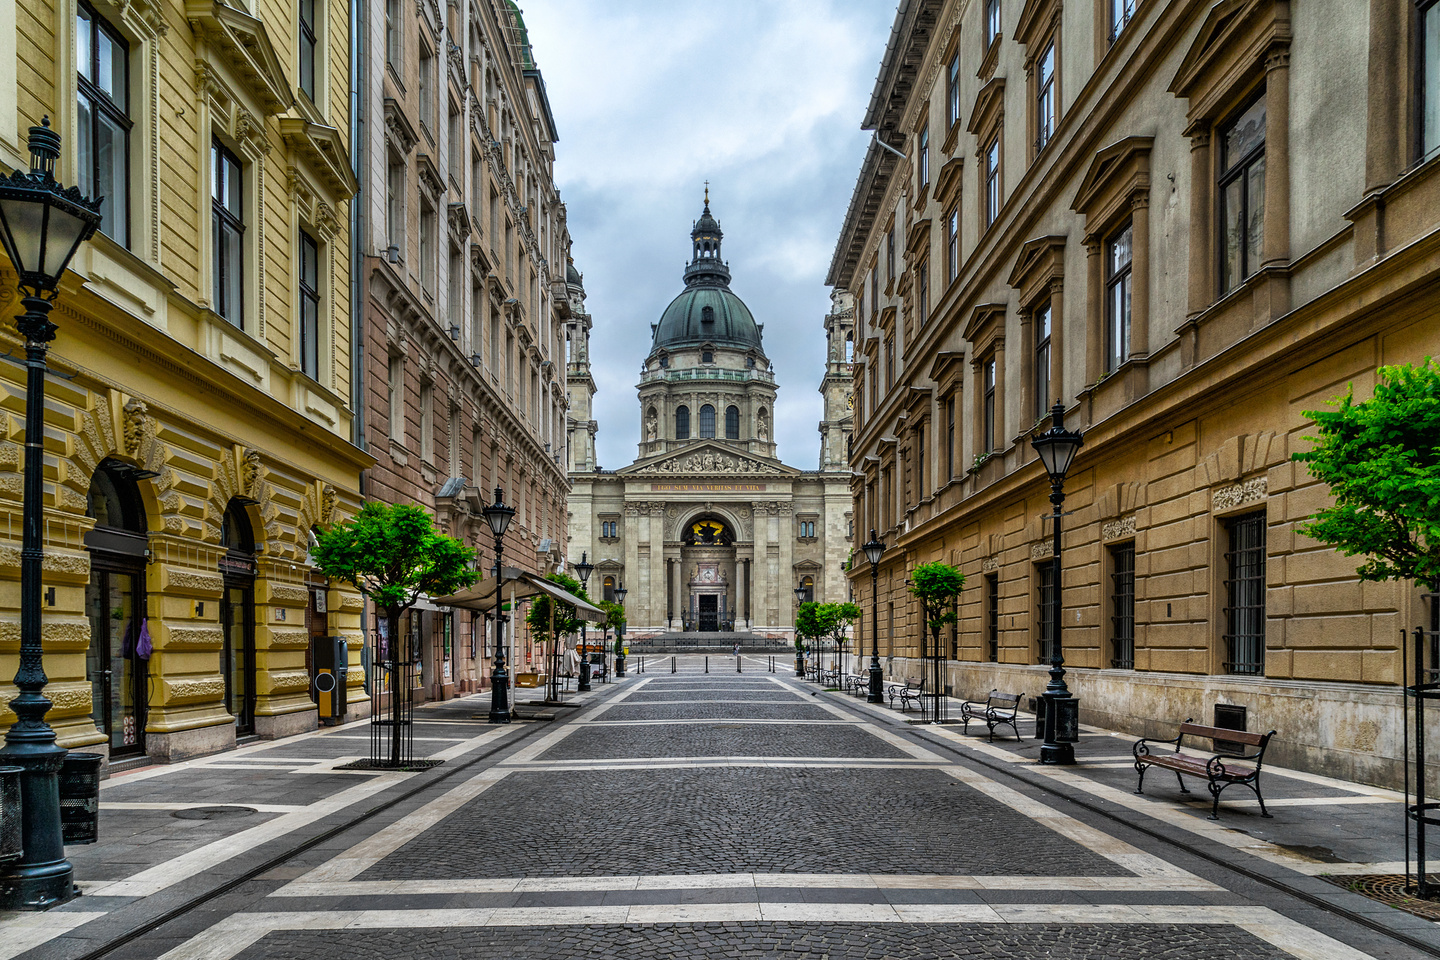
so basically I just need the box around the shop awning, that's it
[436,568,606,623]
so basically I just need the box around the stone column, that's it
[648,503,666,631]
[992,338,1007,448]
[736,558,747,629]
[1048,278,1064,404]
[1130,194,1150,359]
[1262,46,1291,270]
[778,502,794,628]
[1084,240,1102,384]
[1186,128,1213,318]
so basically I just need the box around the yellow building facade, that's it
[834,0,1440,787]
[0,0,369,765]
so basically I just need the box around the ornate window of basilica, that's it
[725,405,740,439]
[675,404,690,439]
[699,404,716,438]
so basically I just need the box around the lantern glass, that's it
[574,552,594,586]
[482,487,515,537]
[861,530,885,567]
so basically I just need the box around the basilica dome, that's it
[650,196,765,356]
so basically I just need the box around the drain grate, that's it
[172,806,257,821]
[1321,874,1440,921]
[335,758,444,772]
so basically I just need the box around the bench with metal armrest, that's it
[1133,720,1275,820]
[959,690,1023,741]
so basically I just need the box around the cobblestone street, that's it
[4,658,1438,960]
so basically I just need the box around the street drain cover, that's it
[172,806,257,821]
[1321,874,1440,921]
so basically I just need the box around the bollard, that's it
[737,655,742,674]
[705,656,708,674]
[671,656,676,674]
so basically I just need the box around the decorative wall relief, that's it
[1102,516,1137,540]
[1031,541,1054,560]
[1212,477,1267,513]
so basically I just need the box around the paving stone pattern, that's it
[600,702,842,722]
[625,688,800,703]
[235,923,1291,960]
[101,769,362,805]
[539,723,908,760]
[360,767,1128,879]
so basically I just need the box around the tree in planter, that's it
[1293,360,1440,595]
[794,601,826,678]
[311,502,476,766]
[824,602,862,678]
[908,562,966,718]
[597,600,625,678]
[525,572,589,700]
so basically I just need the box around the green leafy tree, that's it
[600,600,626,640]
[909,562,966,660]
[825,602,862,670]
[794,601,825,653]
[525,572,588,645]
[311,502,476,766]
[1293,360,1440,593]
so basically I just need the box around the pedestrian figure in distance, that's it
[733,642,739,658]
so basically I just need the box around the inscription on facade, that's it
[650,483,767,493]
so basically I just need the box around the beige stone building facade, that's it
[833,0,1440,786]
[568,203,853,636]
[0,0,368,765]
[358,0,571,697]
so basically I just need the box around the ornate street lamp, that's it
[862,531,886,704]
[613,583,627,677]
[0,118,103,911]
[483,487,516,723]
[573,552,594,691]
[1030,401,1085,765]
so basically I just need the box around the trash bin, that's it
[58,753,103,845]
[0,765,22,863]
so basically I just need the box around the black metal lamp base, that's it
[0,743,74,910]
[867,663,884,704]
[488,668,511,724]
[1039,742,1075,765]
[578,660,591,692]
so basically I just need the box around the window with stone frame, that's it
[946,49,962,130]
[1071,136,1151,386]
[385,0,401,64]
[419,379,435,461]
[1110,0,1136,43]
[1222,509,1267,675]
[699,404,716,438]
[298,229,320,379]
[1109,540,1135,668]
[982,356,997,452]
[77,2,131,248]
[1035,561,1055,663]
[946,394,957,480]
[725,405,740,440]
[885,336,895,390]
[298,0,318,102]
[1035,41,1057,153]
[916,258,930,324]
[675,404,690,439]
[211,139,244,328]
[886,224,896,284]
[914,422,927,500]
[600,517,619,541]
[797,518,818,540]
[984,137,1001,227]
[386,150,405,252]
[1033,301,1051,415]
[1219,93,1267,294]
[1423,0,1440,161]
[985,572,999,662]
[945,207,959,283]
[1106,222,1133,371]
[387,352,405,442]
[917,124,930,192]
[984,0,1001,51]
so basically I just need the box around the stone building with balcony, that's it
[567,200,853,636]
[833,0,1440,787]
[358,0,572,698]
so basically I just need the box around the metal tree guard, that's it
[1404,591,1440,898]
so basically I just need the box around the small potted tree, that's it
[908,562,965,721]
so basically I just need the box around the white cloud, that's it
[520,0,893,469]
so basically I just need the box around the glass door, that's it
[85,568,147,757]
[221,582,256,734]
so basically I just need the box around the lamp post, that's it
[0,119,103,910]
[483,487,516,723]
[1030,401,1085,765]
[613,583,627,677]
[862,531,886,704]
[574,552,594,691]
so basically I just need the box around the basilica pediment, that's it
[618,442,799,477]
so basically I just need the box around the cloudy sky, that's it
[521,1,895,470]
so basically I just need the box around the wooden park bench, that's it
[1132,719,1276,820]
[886,677,923,712]
[959,690,1023,741]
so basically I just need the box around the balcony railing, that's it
[640,367,775,385]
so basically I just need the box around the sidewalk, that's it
[809,677,1434,924]
[0,688,604,960]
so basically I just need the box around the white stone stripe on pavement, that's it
[151,905,1377,960]
[0,911,107,960]
[269,871,1221,898]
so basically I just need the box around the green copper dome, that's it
[651,196,764,356]
[653,286,762,353]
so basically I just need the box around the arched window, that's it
[845,334,854,363]
[675,405,690,439]
[725,405,740,439]
[603,575,616,602]
[220,500,257,735]
[701,305,715,324]
[699,404,716,438]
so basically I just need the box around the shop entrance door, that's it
[85,566,147,757]
[221,580,256,735]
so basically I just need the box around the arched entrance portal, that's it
[84,459,151,758]
[681,516,735,631]
[219,501,258,735]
